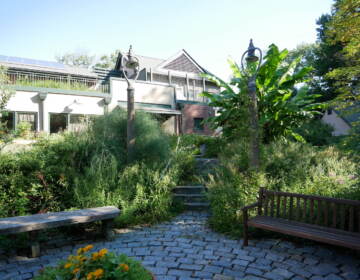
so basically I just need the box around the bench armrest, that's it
[241,202,261,211]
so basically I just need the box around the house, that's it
[322,106,360,136]
[0,49,219,135]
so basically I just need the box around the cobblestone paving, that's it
[1,211,360,279]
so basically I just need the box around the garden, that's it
[0,0,359,279]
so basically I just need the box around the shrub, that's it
[0,109,187,230]
[206,139,360,235]
[14,121,32,138]
[295,119,334,146]
[34,245,153,280]
[174,134,224,158]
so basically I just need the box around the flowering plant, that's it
[34,245,153,280]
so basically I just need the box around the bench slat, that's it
[0,206,120,235]
[248,216,360,250]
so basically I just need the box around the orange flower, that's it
[83,245,94,252]
[91,252,100,260]
[73,267,80,274]
[87,272,94,280]
[93,268,104,278]
[118,263,129,272]
[98,248,108,257]
[64,262,72,269]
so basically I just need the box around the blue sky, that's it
[0,0,334,78]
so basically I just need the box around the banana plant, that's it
[202,44,325,143]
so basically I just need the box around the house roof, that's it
[335,105,360,126]
[114,49,210,76]
[0,55,98,78]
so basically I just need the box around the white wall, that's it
[109,78,175,110]
[322,110,351,136]
[5,90,105,132]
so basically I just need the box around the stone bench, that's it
[0,206,120,257]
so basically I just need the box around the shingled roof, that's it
[114,49,209,75]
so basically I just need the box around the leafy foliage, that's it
[206,140,360,236]
[0,110,188,228]
[34,245,152,280]
[295,119,334,146]
[202,44,324,143]
[95,49,121,69]
[56,52,95,68]
[0,66,14,111]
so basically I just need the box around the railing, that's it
[6,69,110,93]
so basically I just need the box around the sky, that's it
[0,0,334,79]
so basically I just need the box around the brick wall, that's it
[181,103,214,135]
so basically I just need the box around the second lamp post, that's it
[241,39,262,170]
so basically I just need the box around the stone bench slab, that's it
[0,206,120,234]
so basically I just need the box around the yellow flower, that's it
[87,272,94,280]
[98,248,108,257]
[93,268,104,278]
[73,268,80,274]
[83,244,94,252]
[91,252,99,260]
[118,263,129,272]
[64,262,72,269]
[77,247,84,255]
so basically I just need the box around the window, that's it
[194,118,204,132]
[69,114,90,132]
[0,111,15,130]
[50,113,67,133]
[17,112,37,131]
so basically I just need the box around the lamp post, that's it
[241,39,263,170]
[120,45,140,162]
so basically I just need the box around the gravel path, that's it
[1,211,359,279]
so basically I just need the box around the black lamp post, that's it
[120,45,140,161]
[241,39,263,170]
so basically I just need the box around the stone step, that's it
[173,185,206,194]
[173,193,207,203]
[183,202,210,211]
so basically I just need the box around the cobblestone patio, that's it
[1,211,359,280]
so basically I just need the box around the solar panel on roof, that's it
[0,55,65,69]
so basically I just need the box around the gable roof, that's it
[114,49,209,76]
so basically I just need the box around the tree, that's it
[94,50,121,69]
[0,66,14,112]
[56,52,95,68]
[325,0,360,104]
[202,44,324,145]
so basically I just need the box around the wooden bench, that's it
[0,206,120,257]
[241,188,360,250]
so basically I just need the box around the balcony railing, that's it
[6,69,110,93]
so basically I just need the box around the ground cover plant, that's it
[34,244,153,280]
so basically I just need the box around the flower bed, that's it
[34,245,154,280]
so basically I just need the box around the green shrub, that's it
[295,119,334,146]
[34,244,152,280]
[0,109,179,222]
[14,121,32,138]
[206,139,360,235]
[174,134,224,157]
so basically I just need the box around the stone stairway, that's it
[173,185,209,211]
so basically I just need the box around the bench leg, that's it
[29,231,40,258]
[243,209,249,247]
[102,219,115,240]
